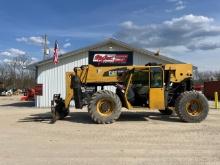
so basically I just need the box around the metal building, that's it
[33,38,184,107]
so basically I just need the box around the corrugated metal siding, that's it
[133,52,164,65]
[37,52,88,107]
[36,43,167,107]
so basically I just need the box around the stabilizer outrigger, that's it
[51,94,69,123]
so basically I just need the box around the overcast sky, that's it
[0,0,220,71]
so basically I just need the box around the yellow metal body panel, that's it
[74,64,193,84]
[164,64,192,83]
[124,74,133,109]
[149,88,165,109]
[75,65,147,84]
[65,72,74,108]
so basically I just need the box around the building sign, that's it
[35,84,43,96]
[89,51,133,66]
[93,54,128,64]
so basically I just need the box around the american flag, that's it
[53,40,59,64]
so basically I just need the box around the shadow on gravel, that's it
[18,111,181,124]
[146,112,181,122]
[0,101,35,107]
[120,111,181,123]
[18,112,52,123]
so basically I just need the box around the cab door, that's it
[149,67,165,109]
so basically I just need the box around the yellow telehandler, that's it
[51,63,209,124]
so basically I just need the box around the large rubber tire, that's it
[159,108,173,115]
[175,91,209,123]
[88,90,122,124]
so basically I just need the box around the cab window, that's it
[132,70,149,85]
[150,67,163,88]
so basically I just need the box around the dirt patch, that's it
[0,96,220,165]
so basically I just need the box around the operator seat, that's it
[133,85,149,106]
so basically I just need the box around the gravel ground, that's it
[0,96,220,165]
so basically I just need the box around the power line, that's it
[42,34,49,60]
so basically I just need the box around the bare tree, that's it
[0,54,36,90]
[0,63,9,87]
[195,70,220,84]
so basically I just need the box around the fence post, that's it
[214,91,219,109]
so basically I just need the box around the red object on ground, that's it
[20,88,35,101]
[204,81,220,100]
[35,84,43,96]
[20,96,29,101]
[194,84,204,91]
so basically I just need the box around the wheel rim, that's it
[97,99,114,116]
[185,99,202,116]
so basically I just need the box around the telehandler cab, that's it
[51,63,209,124]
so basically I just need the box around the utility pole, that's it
[42,34,49,60]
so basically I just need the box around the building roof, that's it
[31,38,186,67]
